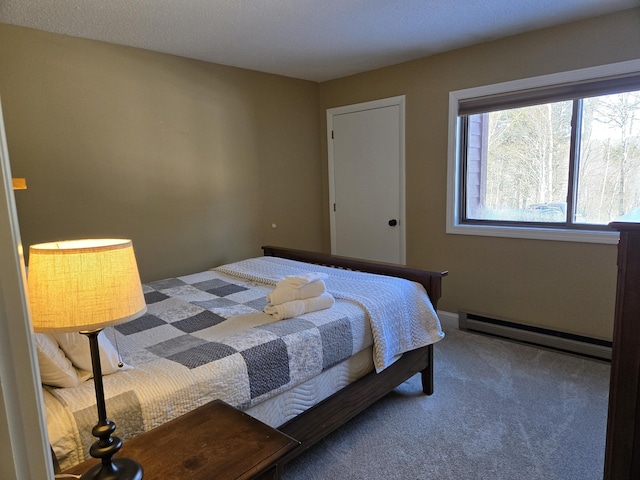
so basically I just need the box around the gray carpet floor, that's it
[281,327,610,480]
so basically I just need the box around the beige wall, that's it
[0,24,323,282]
[2,8,639,340]
[319,8,640,340]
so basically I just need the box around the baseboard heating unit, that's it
[459,311,612,361]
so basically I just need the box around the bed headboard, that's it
[261,245,447,309]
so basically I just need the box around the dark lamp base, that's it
[80,457,143,480]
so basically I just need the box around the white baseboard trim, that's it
[437,310,459,330]
[437,309,611,360]
[459,310,611,360]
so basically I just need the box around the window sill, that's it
[446,223,620,244]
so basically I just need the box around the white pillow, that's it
[34,333,82,388]
[53,330,126,375]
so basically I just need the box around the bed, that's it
[42,245,447,473]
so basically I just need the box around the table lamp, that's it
[28,239,147,480]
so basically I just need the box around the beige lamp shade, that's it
[28,239,147,332]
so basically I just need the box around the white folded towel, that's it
[264,293,335,320]
[277,272,328,288]
[266,280,326,305]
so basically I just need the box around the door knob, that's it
[388,219,398,227]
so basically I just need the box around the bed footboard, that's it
[278,344,432,466]
[261,245,446,467]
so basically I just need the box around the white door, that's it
[328,96,405,264]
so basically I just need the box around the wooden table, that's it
[63,399,299,480]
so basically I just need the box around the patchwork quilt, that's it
[216,256,444,372]
[44,256,443,470]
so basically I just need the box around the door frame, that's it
[327,95,406,264]
[0,99,54,480]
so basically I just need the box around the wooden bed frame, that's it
[54,245,447,474]
[261,245,448,469]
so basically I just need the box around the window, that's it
[447,60,640,243]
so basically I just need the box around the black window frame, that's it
[456,73,640,233]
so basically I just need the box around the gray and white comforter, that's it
[44,256,443,470]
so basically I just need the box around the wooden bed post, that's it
[422,344,435,395]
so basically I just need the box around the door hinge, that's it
[333,203,336,212]
[331,130,334,139]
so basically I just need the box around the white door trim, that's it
[0,99,54,480]
[327,95,406,264]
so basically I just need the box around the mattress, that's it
[246,346,374,427]
[44,346,375,470]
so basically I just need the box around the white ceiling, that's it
[1,0,638,82]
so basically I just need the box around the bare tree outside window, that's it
[463,90,640,228]
[578,92,640,224]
